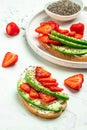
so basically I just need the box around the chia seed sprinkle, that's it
[47,0,81,16]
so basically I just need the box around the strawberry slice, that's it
[35,24,53,35]
[47,20,59,31]
[39,20,59,33]
[74,33,83,39]
[40,82,58,88]
[58,29,69,35]
[37,77,57,83]
[64,74,84,90]
[39,92,56,103]
[69,31,76,37]
[2,52,18,67]
[6,22,20,36]
[29,87,40,99]
[35,66,51,78]
[20,83,30,93]
[40,82,63,92]
[38,35,49,43]
[35,20,60,35]
[38,35,61,45]
[48,86,63,92]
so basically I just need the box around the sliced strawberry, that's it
[47,20,59,31]
[29,87,40,99]
[2,52,18,67]
[35,66,51,78]
[74,33,83,39]
[40,82,58,88]
[58,29,69,35]
[20,83,30,93]
[35,24,53,35]
[39,92,56,103]
[48,86,63,92]
[38,35,49,43]
[40,20,59,32]
[38,35,61,45]
[69,31,76,37]
[64,74,84,90]
[37,77,56,83]
[6,22,20,36]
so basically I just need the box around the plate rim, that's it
[25,9,87,69]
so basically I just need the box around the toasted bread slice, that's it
[17,66,68,119]
[41,43,87,62]
[19,95,67,119]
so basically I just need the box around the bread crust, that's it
[41,43,87,62]
[19,96,67,119]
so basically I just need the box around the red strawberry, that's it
[48,86,63,92]
[47,20,59,31]
[74,33,83,39]
[40,82,58,88]
[2,52,18,67]
[29,87,40,99]
[35,66,51,78]
[36,20,59,35]
[39,92,56,103]
[35,24,53,35]
[38,35,61,45]
[37,77,57,83]
[20,83,30,93]
[64,74,84,90]
[70,23,84,35]
[6,22,20,36]
[58,29,69,35]
[69,31,76,37]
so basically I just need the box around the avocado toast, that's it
[17,66,69,119]
[35,21,87,62]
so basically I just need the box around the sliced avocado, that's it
[51,30,87,46]
[17,79,62,112]
[24,69,69,100]
[49,34,87,49]
[52,45,87,55]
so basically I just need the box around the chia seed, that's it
[47,0,81,16]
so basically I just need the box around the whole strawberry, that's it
[6,22,20,36]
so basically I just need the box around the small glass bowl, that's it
[44,0,84,21]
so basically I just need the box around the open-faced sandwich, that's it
[17,66,69,119]
[35,21,87,62]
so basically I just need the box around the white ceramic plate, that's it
[25,9,87,69]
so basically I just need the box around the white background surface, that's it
[0,0,87,130]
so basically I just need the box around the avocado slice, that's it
[51,30,87,46]
[24,68,69,100]
[49,34,87,49]
[52,45,87,55]
[17,78,62,112]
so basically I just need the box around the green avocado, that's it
[49,34,87,49]
[52,45,87,55]
[17,78,62,112]
[51,30,87,46]
[24,68,69,100]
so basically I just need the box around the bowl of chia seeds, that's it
[44,0,84,21]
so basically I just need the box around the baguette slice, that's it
[17,66,68,119]
[41,43,87,62]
